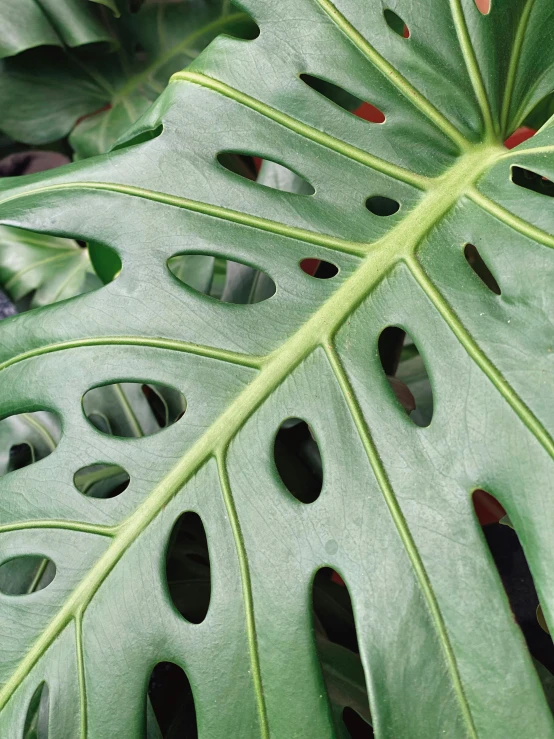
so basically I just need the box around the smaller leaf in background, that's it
[0,1,259,157]
[74,463,130,499]
[22,681,49,739]
[88,240,122,284]
[0,410,61,477]
[0,0,114,61]
[0,226,101,309]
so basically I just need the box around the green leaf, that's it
[1,1,554,737]
[0,2,257,157]
[0,226,101,308]
[0,0,114,60]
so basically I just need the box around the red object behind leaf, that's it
[354,102,385,123]
[504,126,536,149]
[473,490,506,526]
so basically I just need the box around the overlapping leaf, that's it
[0,0,554,737]
[0,1,257,158]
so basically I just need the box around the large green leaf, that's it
[0,1,256,158]
[1,0,554,736]
[0,0,116,61]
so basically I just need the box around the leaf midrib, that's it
[0,144,505,734]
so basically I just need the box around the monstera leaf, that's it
[0,0,117,61]
[1,0,554,737]
[0,1,257,158]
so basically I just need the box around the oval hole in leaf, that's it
[274,418,322,503]
[299,75,385,121]
[0,225,103,310]
[147,662,197,738]
[312,568,372,733]
[384,9,410,37]
[474,0,491,14]
[166,511,211,624]
[365,196,400,216]
[74,463,130,499]
[472,492,554,680]
[0,410,60,477]
[300,259,339,279]
[83,382,186,438]
[217,152,315,194]
[379,327,433,427]
[167,253,276,304]
[112,123,163,152]
[464,244,501,295]
[511,165,554,197]
[24,681,49,738]
[0,555,56,595]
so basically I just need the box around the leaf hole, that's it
[464,244,501,295]
[0,411,60,477]
[365,196,400,216]
[511,166,554,198]
[24,681,49,738]
[384,9,410,38]
[379,327,433,427]
[299,75,385,121]
[147,662,197,738]
[300,259,339,279]
[167,253,276,304]
[83,382,186,438]
[73,463,130,499]
[166,512,211,624]
[343,707,375,738]
[313,568,372,733]
[474,0,491,14]
[0,555,55,595]
[217,152,315,194]
[112,123,163,152]
[274,418,322,503]
[472,492,554,685]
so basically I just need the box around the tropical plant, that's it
[0,0,554,737]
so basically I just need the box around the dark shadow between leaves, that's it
[274,418,323,503]
[464,244,501,295]
[313,568,373,737]
[384,9,410,37]
[300,74,385,121]
[300,259,339,279]
[472,491,554,712]
[166,511,211,624]
[148,662,197,738]
[511,166,554,198]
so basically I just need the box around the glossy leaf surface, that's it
[0,1,554,737]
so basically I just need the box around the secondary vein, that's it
[312,0,469,151]
[171,71,431,189]
[323,342,478,738]
[406,254,554,461]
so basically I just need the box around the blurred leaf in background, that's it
[0,0,257,159]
